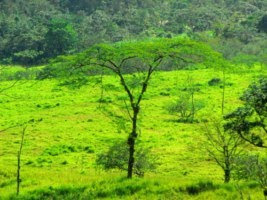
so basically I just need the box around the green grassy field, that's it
[0,66,266,199]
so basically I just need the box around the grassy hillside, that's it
[0,66,266,199]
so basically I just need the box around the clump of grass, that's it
[42,145,78,156]
[34,157,53,167]
[42,144,94,156]
[61,160,68,165]
[8,186,86,200]
[84,177,168,199]
[180,180,218,195]
[83,146,94,153]
[97,96,113,103]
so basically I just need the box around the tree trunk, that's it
[17,151,21,195]
[127,106,139,178]
[224,168,230,183]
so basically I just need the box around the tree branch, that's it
[237,131,267,148]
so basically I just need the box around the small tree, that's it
[224,77,267,148]
[203,119,243,183]
[167,93,204,123]
[187,75,198,121]
[168,74,204,123]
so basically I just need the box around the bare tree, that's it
[203,119,244,183]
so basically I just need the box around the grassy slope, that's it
[0,67,266,199]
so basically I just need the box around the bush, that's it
[167,94,204,123]
[233,155,267,185]
[233,154,267,198]
[96,141,156,177]
[208,78,221,86]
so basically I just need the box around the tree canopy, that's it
[224,77,267,148]
[0,0,266,65]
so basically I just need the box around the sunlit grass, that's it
[0,67,265,199]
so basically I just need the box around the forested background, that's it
[0,0,266,65]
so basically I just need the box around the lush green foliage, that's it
[45,18,77,58]
[0,0,266,65]
[224,77,267,147]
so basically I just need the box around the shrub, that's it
[167,94,204,123]
[208,78,221,86]
[96,141,156,177]
[233,154,267,198]
[233,155,267,186]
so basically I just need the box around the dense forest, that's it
[0,0,266,65]
[0,1,267,200]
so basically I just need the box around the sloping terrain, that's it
[0,67,265,199]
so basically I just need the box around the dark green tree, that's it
[44,18,77,58]
[224,77,267,148]
[258,15,267,33]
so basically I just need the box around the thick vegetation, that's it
[0,0,266,65]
